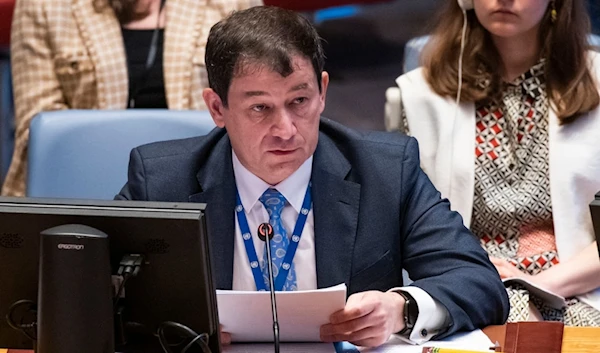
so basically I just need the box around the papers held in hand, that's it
[217,283,347,342]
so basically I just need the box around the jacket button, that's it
[420,329,428,337]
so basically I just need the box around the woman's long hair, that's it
[422,0,599,124]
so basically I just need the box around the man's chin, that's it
[260,159,306,185]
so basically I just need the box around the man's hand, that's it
[220,325,231,345]
[490,257,530,280]
[320,290,405,347]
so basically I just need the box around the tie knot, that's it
[259,188,287,217]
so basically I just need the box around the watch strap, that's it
[396,290,419,336]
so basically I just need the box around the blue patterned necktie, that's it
[259,188,297,291]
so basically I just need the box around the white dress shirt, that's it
[231,151,449,343]
[232,152,317,291]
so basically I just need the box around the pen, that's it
[422,348,501,353]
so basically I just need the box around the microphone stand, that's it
[259,223,280,353]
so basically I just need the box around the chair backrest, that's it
[402,33,600,74]
[591,33,600,49]
[402,35,430,74]
[0,57,13,183]
[27,109,216,200]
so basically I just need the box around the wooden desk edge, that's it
[483,325,600,353]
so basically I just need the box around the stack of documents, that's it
[223,343,337,352]
[222,329,493,353]
[354,330,493,352]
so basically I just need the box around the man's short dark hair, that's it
[205,6,326,106]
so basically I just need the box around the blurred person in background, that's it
[3,0,262,196]
[396,0,600,325]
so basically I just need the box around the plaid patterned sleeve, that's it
[2,0,69,197]
[3,0,264,197]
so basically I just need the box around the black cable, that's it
[6,299,37,341]
[181,333,210,353]
[113,272,132,311]
[158,321,211,353]
[114,254,144,312]
[158,322,193,353]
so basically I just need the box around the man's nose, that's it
[271,109,297,139]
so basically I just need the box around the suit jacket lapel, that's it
[186,129,362,290]
[312,133,361,289]
[72,0,128,108]
[163,0,205,108]
[189,135,236,290]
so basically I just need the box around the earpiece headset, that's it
[443,0,472,203]
[457,0,474,10]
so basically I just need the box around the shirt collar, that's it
[232,151,313,213]
[476,59,546,99]
[505,59,546,99]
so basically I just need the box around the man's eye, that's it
[293,97,307,104]
[252,105,266,112]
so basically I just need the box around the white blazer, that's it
[396,51,600,311]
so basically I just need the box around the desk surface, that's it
[3,326,600,353]
[484,325,600,353]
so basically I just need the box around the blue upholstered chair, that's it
[0,56,14,183]
[590,33,600,49]
[27,109,216,199]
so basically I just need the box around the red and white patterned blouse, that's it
[470,60,559,275]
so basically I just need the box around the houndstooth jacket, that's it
[3,0,262,196]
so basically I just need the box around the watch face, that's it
[405,299,414,328]
[397,291,419,335]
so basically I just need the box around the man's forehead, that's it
[232,55,313,81]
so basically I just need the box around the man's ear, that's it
[202,88,226,128]
[319,71,329,111]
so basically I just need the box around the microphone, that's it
[258,222,280,353]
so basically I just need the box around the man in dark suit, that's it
[117,6,508,348]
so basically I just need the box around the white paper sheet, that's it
[503,277,566,309]
[222,330,492,353]
[217,283,347,342]
[349,329,493,353]
[223,343,336,353]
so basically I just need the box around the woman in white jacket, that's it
[397,0,600,325]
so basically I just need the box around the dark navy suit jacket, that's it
[116,118,509,338]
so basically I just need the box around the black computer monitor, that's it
[0,197,219,352]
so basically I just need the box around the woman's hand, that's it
[489,257,530,280]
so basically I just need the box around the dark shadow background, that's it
[318,0,440,131]
[318,0,600,131]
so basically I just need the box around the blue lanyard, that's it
[235,183,312,291]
